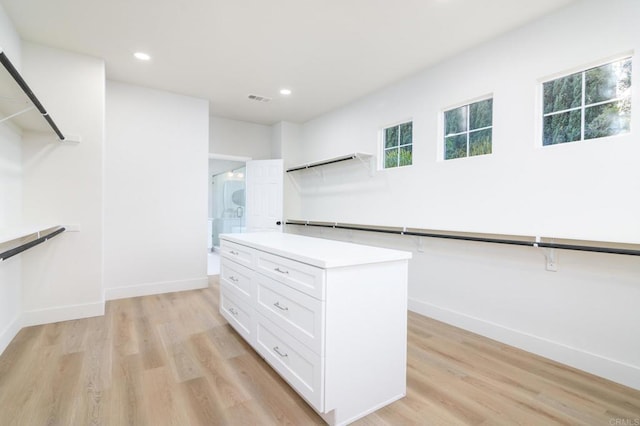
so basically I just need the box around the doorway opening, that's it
[208,155,250,275]
[207,157,284,276]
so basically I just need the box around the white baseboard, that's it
[1,279,209,356]
[0,314,22,355]
[104,277,209,301]
[21,301,105,328]
[408,298,640,391]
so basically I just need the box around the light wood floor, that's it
[1,277,639,425]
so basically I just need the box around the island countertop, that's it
[220,231,412,269]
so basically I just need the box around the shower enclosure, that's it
[209,166,246,249]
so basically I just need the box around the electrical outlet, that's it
[544,248,557,272]
[546,257,557,272]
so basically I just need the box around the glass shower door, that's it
[211,166,246,248]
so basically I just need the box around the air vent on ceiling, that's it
[247,94,272,103]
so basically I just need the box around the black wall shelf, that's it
[286,220,640,257]
[0,226,66,261]
[0,49,65,140]
[286,153,373,173]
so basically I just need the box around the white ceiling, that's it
[2,0,577,125]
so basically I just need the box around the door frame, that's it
[208,153,252,162]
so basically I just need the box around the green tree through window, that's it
[543,58,632,145]
[383,121,413,169]
[444,98,493,160]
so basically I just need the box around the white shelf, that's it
[0,50,66,140]
[0,225,61,245]
[286,152,373,173]
[0,225,65,260]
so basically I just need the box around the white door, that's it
[245,159,284,232]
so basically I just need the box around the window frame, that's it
[380,119,414,170]
[440,94,494,161]
[537,53,633,148]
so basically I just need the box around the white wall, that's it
[0,4,20,68]
[290,0,640,389]
[209,115,272,159]
[300,0,640,245]
[104,81,209,299]
[0,4,23,353]
[0,126,22,353]
[272,121,303,220]
[20,42,105,325]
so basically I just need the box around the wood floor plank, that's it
[208,323,252,359]
[0,326,45,399]
[188,330,253,408]
[141,366,192,426]
[71,315,112,426]
[180,376,228,425]
[1,276,639,425]
[29,351,85,425]
[108,354,146,426]
[0,342,60,426]
[109,297,139,358]
[156,321,204,383]
[229,352,325,425]
[133,313,165,370]
[59,317,90,354]
[224,399,278,426]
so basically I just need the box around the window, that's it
[444,98,493,160]
[383,121,413,169]
[542,57,632,146]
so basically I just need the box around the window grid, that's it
[542,70,630,139]
[444,98,493,160]
[544,95,629,117]
[580,68,586,141]
[383,121,413,169]
[542,57,632,145]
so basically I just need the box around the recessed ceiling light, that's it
[280,88,292,96]
[134,52,151,61]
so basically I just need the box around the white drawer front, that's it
[255,314,323,411]
[255,251,325,300]
[220,240,254,268]
[221,258,254,302]
[220,288,254,345]
[256,274,324,355]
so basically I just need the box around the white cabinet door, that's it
[245,159,283,232]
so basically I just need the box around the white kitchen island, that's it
[219,232,411,425]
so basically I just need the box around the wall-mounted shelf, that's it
[0,49,65,140]
[285,220,640,257]
[0,225,66,261]
[286,152,374,173]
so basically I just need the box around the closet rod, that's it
[285,220,640,257]
[0,226,66,261]
[286,155,357,172]
[0,51,65,140]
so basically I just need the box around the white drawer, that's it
[255,274,324,355]
[255,314,324,412]
[220,239,254,268]
[220,288,254,345]
[255,251,325,300]
[220,258,254,302]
